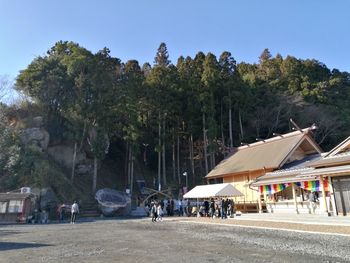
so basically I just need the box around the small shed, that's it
[0,192,35,223]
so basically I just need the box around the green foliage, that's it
[154,42,170,67]
[0,120,68,195]
[7,41,350,192]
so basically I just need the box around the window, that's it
[8,200,23,213]
[0,202,7,213]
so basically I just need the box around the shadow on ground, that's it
[0,241,51,251]
[0,230,25,237]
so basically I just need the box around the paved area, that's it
[174,213,350,236]
[234,213,350,226]
[177,216,350,236]
[1,217,350,263]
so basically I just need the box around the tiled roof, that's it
[309,150,350,168]
[253,154,321,181]
[324,136,350,157]
[281,153,322,170]
[206,128,320,178]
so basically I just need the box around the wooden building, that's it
[0,192,35,223]
[205,127,322,211]
[307,136,350,216]
[251,136,350,216]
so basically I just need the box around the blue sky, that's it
[1,0,349,79]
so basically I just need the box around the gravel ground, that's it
[181,217,350,235]
[0,218,349,263]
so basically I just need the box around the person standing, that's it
[71,201,79,224]
[186,199,191,217]
[231,199,235,216]
[167,199,171,216]
[220,198,225,219]
[204,200,209,217]
[57,204,64,223]
[224,199,229,218]
[178,199,183,216]
[170,199,174,216]
[309,191,317,214]
[209,199,215,218]
[227,202,232,218]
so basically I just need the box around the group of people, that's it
[150,201,163,222]
[56,201,80,224]
[57,198,236,224]
[147,198,236,221]
[200,198,235,219]
[147,199,190,222]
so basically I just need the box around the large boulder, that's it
[21,127,50,150]
[47,145,86,169]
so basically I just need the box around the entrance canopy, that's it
[183,183,243,199]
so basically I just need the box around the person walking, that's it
[71,201,79,224]
[157,203,163,221]
[151,202,157,222]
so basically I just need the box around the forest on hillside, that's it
[1,41,350,198]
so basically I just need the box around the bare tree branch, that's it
[0,75,15,104]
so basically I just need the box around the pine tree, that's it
[154,42,170,67]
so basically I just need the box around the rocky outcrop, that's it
[20,116,50,150]
[47,145,87,169]
[21,127,50,150]
[20,116,94,176]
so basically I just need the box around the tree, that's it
[154,42,170,67]
[11,40,350,196]
[120,60,145,194]
[16,55,72,140]
[219,51,236,148]
[0,75,15,103]
[145,42,179,188]
[201,53,220,171]
[87,48,121,193]
[0,105,20,178]
[16,42,123,193]
[259,48,272,64]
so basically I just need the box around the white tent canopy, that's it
[183,183,243,199]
